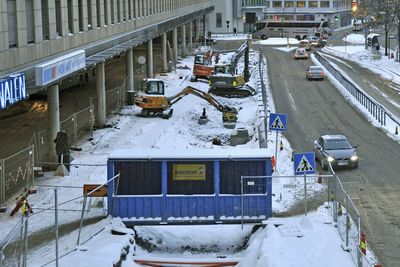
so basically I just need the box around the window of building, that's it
[297,14,315,21]
[308,1,318,8]
[104,0,108,24]
[41,0,49,40]
[117,0,121,22]
[25,0,35,44]
[122,0,126,21]
[87,0,93,29]
[284,15,294,20]
[272,1,282,8]
[284,1,294,7]
[110,0,114,24]
[96,0,101,27]
[320,1,330,8]
[216,12,222,28]
[297,1,305,7]
[78,0,84,31]
[67,0,73,33]
[7,0,17,47]
[128,0,131,19]
[244,0,265,6]
[55,0,62,36]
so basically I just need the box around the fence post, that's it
[73,114,78,148]
[28,147,33,188]
[0,159,4,207]
[23,217,28,267]
[304,173,307,216]
[77,195,88,247]
[55,187,59,267]
[241,176,244,229]
[333,175,338,223]
[345,194,350,249]
[89,106,95,140]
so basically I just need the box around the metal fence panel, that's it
[0,217,25,267]
[3,147,34,202]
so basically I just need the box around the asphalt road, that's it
[261,46,400,266]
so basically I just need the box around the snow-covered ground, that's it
[0,43,371,267]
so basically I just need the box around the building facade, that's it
[0,0,213,90]
[209,0,352,33]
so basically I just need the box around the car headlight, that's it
[350,155,358,161]
[327,156,335,162]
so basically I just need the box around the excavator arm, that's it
[167,86,238,123]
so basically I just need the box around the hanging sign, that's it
[0,73,27,110]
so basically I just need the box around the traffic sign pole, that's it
[275,132,278,172]
[304,173,307,216]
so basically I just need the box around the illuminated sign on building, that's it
[35,50,86,86]
[0,73,27,110]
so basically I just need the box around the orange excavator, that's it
[134,79,238,123]
[190,50,219,82]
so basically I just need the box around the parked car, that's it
[293,48,308,60]
[306,66,325,80]
[198,36,217,45]
[298,39,311,51]
[313,135,359,170]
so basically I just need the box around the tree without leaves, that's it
[371,0,396,56]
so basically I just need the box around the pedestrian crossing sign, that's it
[294,152,316,175]
[269,113,287,132]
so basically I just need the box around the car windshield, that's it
[324,139,352,150]
[310,67,322,72]
[297,49,305,54]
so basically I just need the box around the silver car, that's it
[313,135,359,170]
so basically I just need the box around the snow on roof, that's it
[108,148,271,160]
[367,33,380,38]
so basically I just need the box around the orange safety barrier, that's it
[271,155,276,170]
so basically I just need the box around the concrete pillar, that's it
[47,84,61,162]
[173,27,178,65]
[96,62,107,127]
[162,32,168,72]
[127,48,134,91]
[147,39,154,78]
[181,24,186,57]
[188,21,193,50]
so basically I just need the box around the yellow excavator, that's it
[134,79,238,123]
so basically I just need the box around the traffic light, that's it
[334,16,338,21]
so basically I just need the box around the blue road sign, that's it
[269,113,287,132]
[294,152,316,175]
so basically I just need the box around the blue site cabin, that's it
[107,149,273,225]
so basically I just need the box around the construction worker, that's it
[21,200,32,216]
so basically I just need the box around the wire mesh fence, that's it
[0,163,113,267]
[0,147,34,208]
[241,173,376,267]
